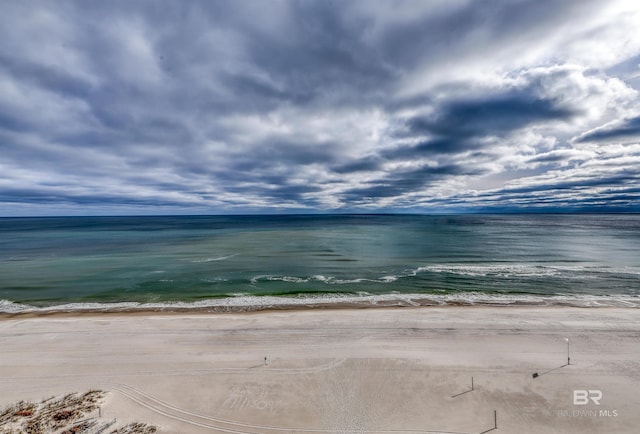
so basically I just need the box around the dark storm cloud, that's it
[0,186,188,208]
[434,160,640,211]
[245,183,323,204]
[0,112,30,134]
[0,52,95,101]
[387,92,577,159]
[332,156,383,174]
[577,116,640,143]
[411,93,577,137]
[332,89,578,189]
[341,164,480,201]
[241,139,338,168]
[527,150,581,164]
[489,171,640,196]
[0,0,639,214]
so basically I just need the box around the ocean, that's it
[1,214,639,312]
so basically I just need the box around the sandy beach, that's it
[1,306,639,433]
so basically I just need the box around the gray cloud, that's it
[387,92,577,157]
[0,0,639,215]
[577,116,640,143]
[341,164,481,202]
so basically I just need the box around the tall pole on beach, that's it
[565,337,570,365]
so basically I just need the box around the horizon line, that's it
[2,210,640,219]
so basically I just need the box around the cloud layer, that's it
[1,0,640,215]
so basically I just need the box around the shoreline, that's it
[2,292,640,317]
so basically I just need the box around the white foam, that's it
[250,274,401,285]
[191,254,239,263]
[251,275,311,284]
[200,277,228,283]
[380,275,399,283]
[414,263,640,278]
[0,299,30,313]
[2,292,639,314]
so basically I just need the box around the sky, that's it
[1,0,640,216]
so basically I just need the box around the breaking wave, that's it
[2,292,639,314]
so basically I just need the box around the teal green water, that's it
[1,214,639,308]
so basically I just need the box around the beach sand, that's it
[1,306,639,433]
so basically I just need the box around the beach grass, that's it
[0,391,156,434]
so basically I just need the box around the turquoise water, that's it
[1,214,639,310]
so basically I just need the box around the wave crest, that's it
[2,293,639,314]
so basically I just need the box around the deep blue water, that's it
[1,214,639,309]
